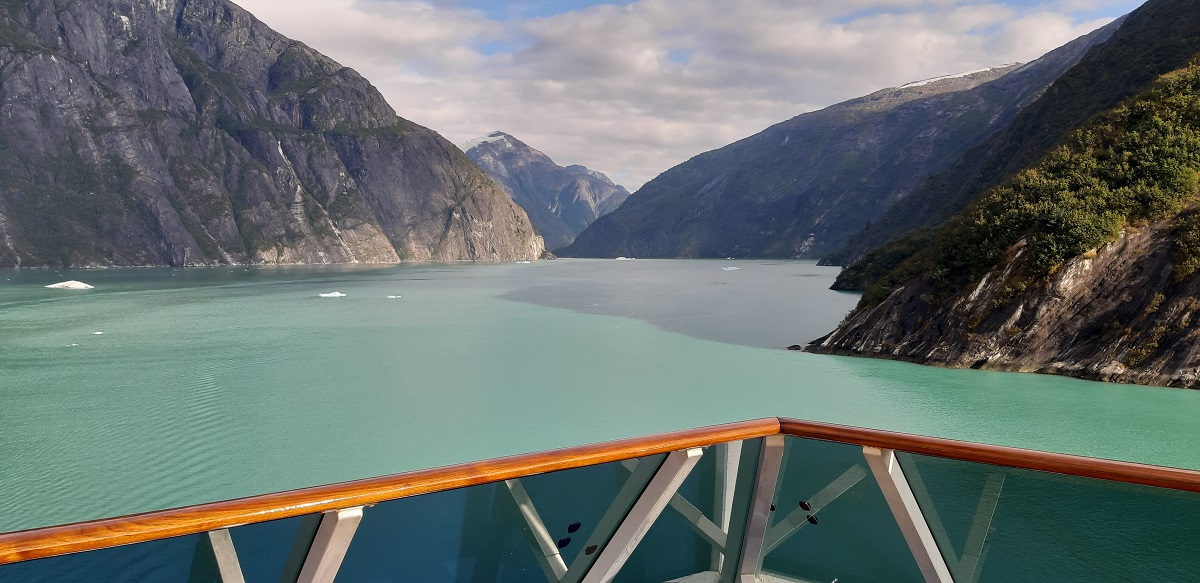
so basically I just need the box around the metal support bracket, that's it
[732,434,786,583]
[863,447,953,583]
[207,529,247,583]
[506,478,570,582]
[763,464,867,554]
[581,447,704,583]
[617,458,728,551]
[296,506,364,583]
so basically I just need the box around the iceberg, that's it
[722,267,741,271]
[515,260,531,264]
[614,256,635,261]
[318,292,347,298]
[45,280,93,289]
[386,295,402,299]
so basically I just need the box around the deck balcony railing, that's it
[2,418,1200,582]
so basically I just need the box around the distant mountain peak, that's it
[462,132,630,249]
[898,63,1023,89]
[460,131,515,152]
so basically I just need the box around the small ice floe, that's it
[614,256,635,261]
[515,260,531,264]
[386,295,402,299]
[45,280,93,289]
[722,266,741,271]
[92,332,104,335]
[318,292,347,298]
[66,343,79,347]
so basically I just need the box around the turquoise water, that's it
[2,259,1200,533]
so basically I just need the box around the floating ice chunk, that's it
[67,343,79,347]
[614,256,635,261]
[45,280,93,289]
[318,292,347,298]
[386,295,402,299]
[515,260,531,264]
[722,267,741,271]
[92,332,103,335]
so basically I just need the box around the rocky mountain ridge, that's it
[812,53,1200,388]
[0,0,543,268]
[462,132,629,249]
[560,22,1119,260]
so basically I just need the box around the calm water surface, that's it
[3,259,1200,532]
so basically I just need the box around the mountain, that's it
[811,26,1200,387]
[831,0,1200,275]
[0,0,543,268]
[559,22,1119,260]
[461,132,629,249]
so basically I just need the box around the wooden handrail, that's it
[3,416,1200,567]
[778,418,1200,493]
[0,418,780,566]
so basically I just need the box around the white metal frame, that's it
[763,463,867,554]
[206,529,246,583]
[582,447,704,583]
[506,478,570,581]
[295,506,364,583]
[863,447,953,583]
[734,434,786,583]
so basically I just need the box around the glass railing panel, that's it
[897,452,1200,582]
[333,453,667,582]
[761,437,925,582]
[615,439,761,583]
[0,532,216,583]
[229,513,321,583]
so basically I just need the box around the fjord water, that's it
[3,260,1200,533]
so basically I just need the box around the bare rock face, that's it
[0,0,543,267]
[462,132,630,250]
[812,222,1200,388]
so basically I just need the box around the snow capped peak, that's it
[898,63,1021,89]
[460,131,514,152]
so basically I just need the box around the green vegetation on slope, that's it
[833,0,1200,269]
[856,61,1200,309]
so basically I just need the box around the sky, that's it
[232,0,1147,191]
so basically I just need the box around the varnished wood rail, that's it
[0,418,779,565]
[4,416,1200,566]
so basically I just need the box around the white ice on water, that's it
[387,295,402,299]
[318,292,347,298]
[722,267,741,271]
[45,280,93,289]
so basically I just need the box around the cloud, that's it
[232,0,1133,190]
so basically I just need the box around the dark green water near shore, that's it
[3,259,1199,533]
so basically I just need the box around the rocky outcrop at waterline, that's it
[0,0,543,268]
[810,222,1200,388]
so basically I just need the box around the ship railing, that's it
[2,417,1199,582]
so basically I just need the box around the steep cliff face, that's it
[834,0,1199,272]
[812,60,1200,389]
[0,0,543,267]
[560,21,1118,261]
[812,222,1200,388]
[461,132,629,249]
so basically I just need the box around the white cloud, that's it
[231,0,1131,190]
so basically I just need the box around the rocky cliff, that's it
[812,222,1200,388]
[560,21,1117,260]
[0,0,543,268]
[461,132,629,249]
[812,60,1200,389]
[833,0,1200,271]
